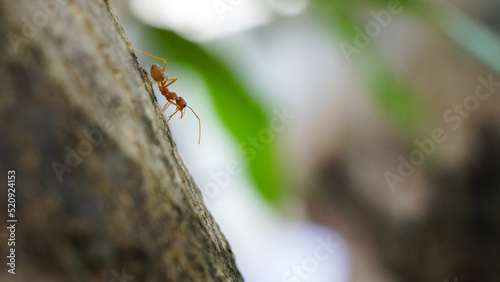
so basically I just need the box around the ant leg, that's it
[127,42,167,72]
[165,108,181,124]
[159,77,176,88]
[164,77,177,87]
[156,102,171,115]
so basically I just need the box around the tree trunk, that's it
[0,0,242,281]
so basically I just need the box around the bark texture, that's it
[0,0,242,281]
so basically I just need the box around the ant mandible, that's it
[127,42,201,144]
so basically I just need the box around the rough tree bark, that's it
[0,0,242,281]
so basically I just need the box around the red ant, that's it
[128,43,201,144]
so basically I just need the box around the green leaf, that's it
[140,26,282,204]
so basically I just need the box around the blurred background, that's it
[112,0,500,281]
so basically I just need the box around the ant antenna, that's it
[187,106,201,145]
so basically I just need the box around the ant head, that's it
[177,97,187,109]
[150,64,165,82]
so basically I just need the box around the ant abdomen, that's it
[151,64,165,82]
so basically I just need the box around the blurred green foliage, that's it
[313,0,500,135]
[366,54,427,136]
[133,0,500,205]
[314,0,431,137]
